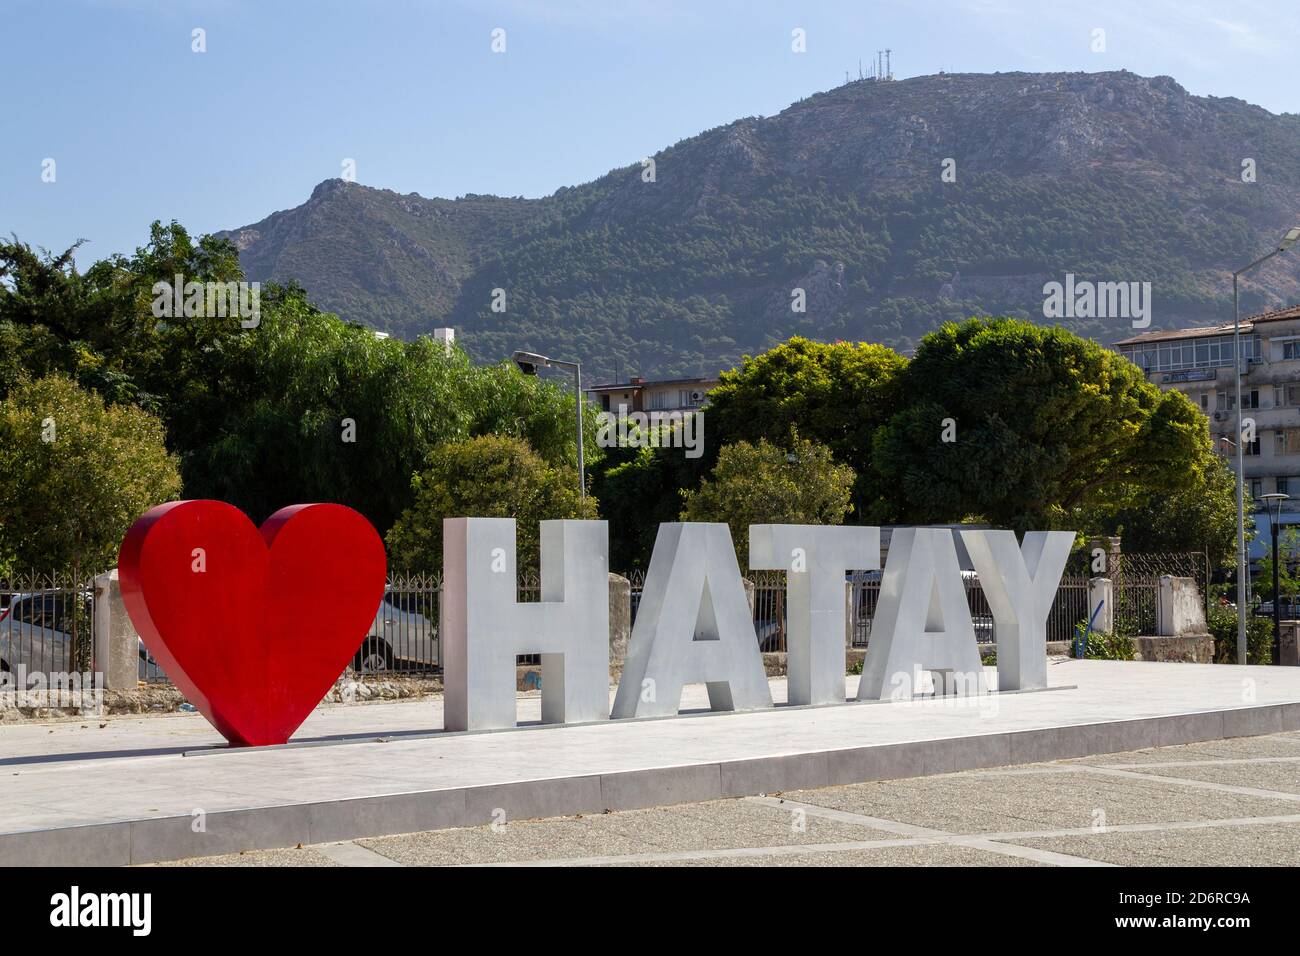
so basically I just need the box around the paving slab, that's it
[353,799,896,866]
[1008,822,1300,867]
[1108,760,1300,796]
[2,659,1300,865]
[598,843,1044,867]
[784,766,1300,832]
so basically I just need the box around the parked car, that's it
[753,617,785,652]
[354,591,438,673]
[0,592,87,675]
[0,591,160,681]
[1252,599,1300,619]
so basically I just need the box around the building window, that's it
[1280,428,1300,455]
[1215,390,1260,411]
[1132,334,1258,372]
[1284,341,1300,360]
[1278,477,1294,495]
[1244,436,1261,456]
[1251,479,1264,498]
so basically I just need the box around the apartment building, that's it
[585,376,718,414]
[1115,305,1300,554]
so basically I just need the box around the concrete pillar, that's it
[1157,576,1206,638]
[1088,577,1113,634]
[1087,536,1122,577]
[1157,575,1173,636]
[1279,621,1300,666]
[608,572,631,675]
[93,569,139,690]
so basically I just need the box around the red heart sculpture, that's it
[119,501,386,746]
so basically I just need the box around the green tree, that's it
[1256,527,1300,601]
[176,285,477,532]
[680,436,855,562]
[386,435,597,575]
[465,361,601,474]
[589,418,711,572]
[705,337,906,518]
[2,223,600,539]
[1090,448,1241,570]
[0,375,182,576]
[171,283,597,535]
[0,223,246,411]
[872,318,1206,531]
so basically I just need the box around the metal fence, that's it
[2,551,1202,687]
[0,570,451,683]
[1115,551,1209,595]
[1114,576,1159,637]
[846,572,1011,649]
[360,569,546,671]
[627,563,1174,651]
[0,571,98,679]
[1050,576,1091,643]
[628,569,646,624]
[355,571,443,675]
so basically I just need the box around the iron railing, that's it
[3,551,1204,687]
[353,571,443,675]
[628,566,1163,650]
[0,571,97,679]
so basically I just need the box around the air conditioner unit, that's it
[690,391,705,403]
[1214,411,1225,421]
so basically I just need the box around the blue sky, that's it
[4,0,1298,263]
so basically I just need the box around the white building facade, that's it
[1115,305,1300,555]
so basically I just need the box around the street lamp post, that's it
[512,350,586,497]
[1231,227,1300,664]
[1259,493,1290,665]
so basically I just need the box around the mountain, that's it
[218,70,1300,380]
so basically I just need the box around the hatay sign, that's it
[119,501,1073,747]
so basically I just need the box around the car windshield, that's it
[385,592,420,613]
[4,594,87,630]
[11,596,55,626]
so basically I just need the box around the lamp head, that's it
[512,350,549,375]
[1258,492,1289,520]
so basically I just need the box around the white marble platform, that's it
[3,659,1299,865]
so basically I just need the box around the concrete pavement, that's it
[162,732,1300,866]
[3,659,1300,864]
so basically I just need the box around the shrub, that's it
[1206,604,1273,665]
[385,435,596,575]
[1070,620,1137,660]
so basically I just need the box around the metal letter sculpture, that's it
[613,523,773,718]
[960,529,1073,691]
[750,525,879,706]
[118,500,387,747]
[442,518,610,731]
[857,527,987,700]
